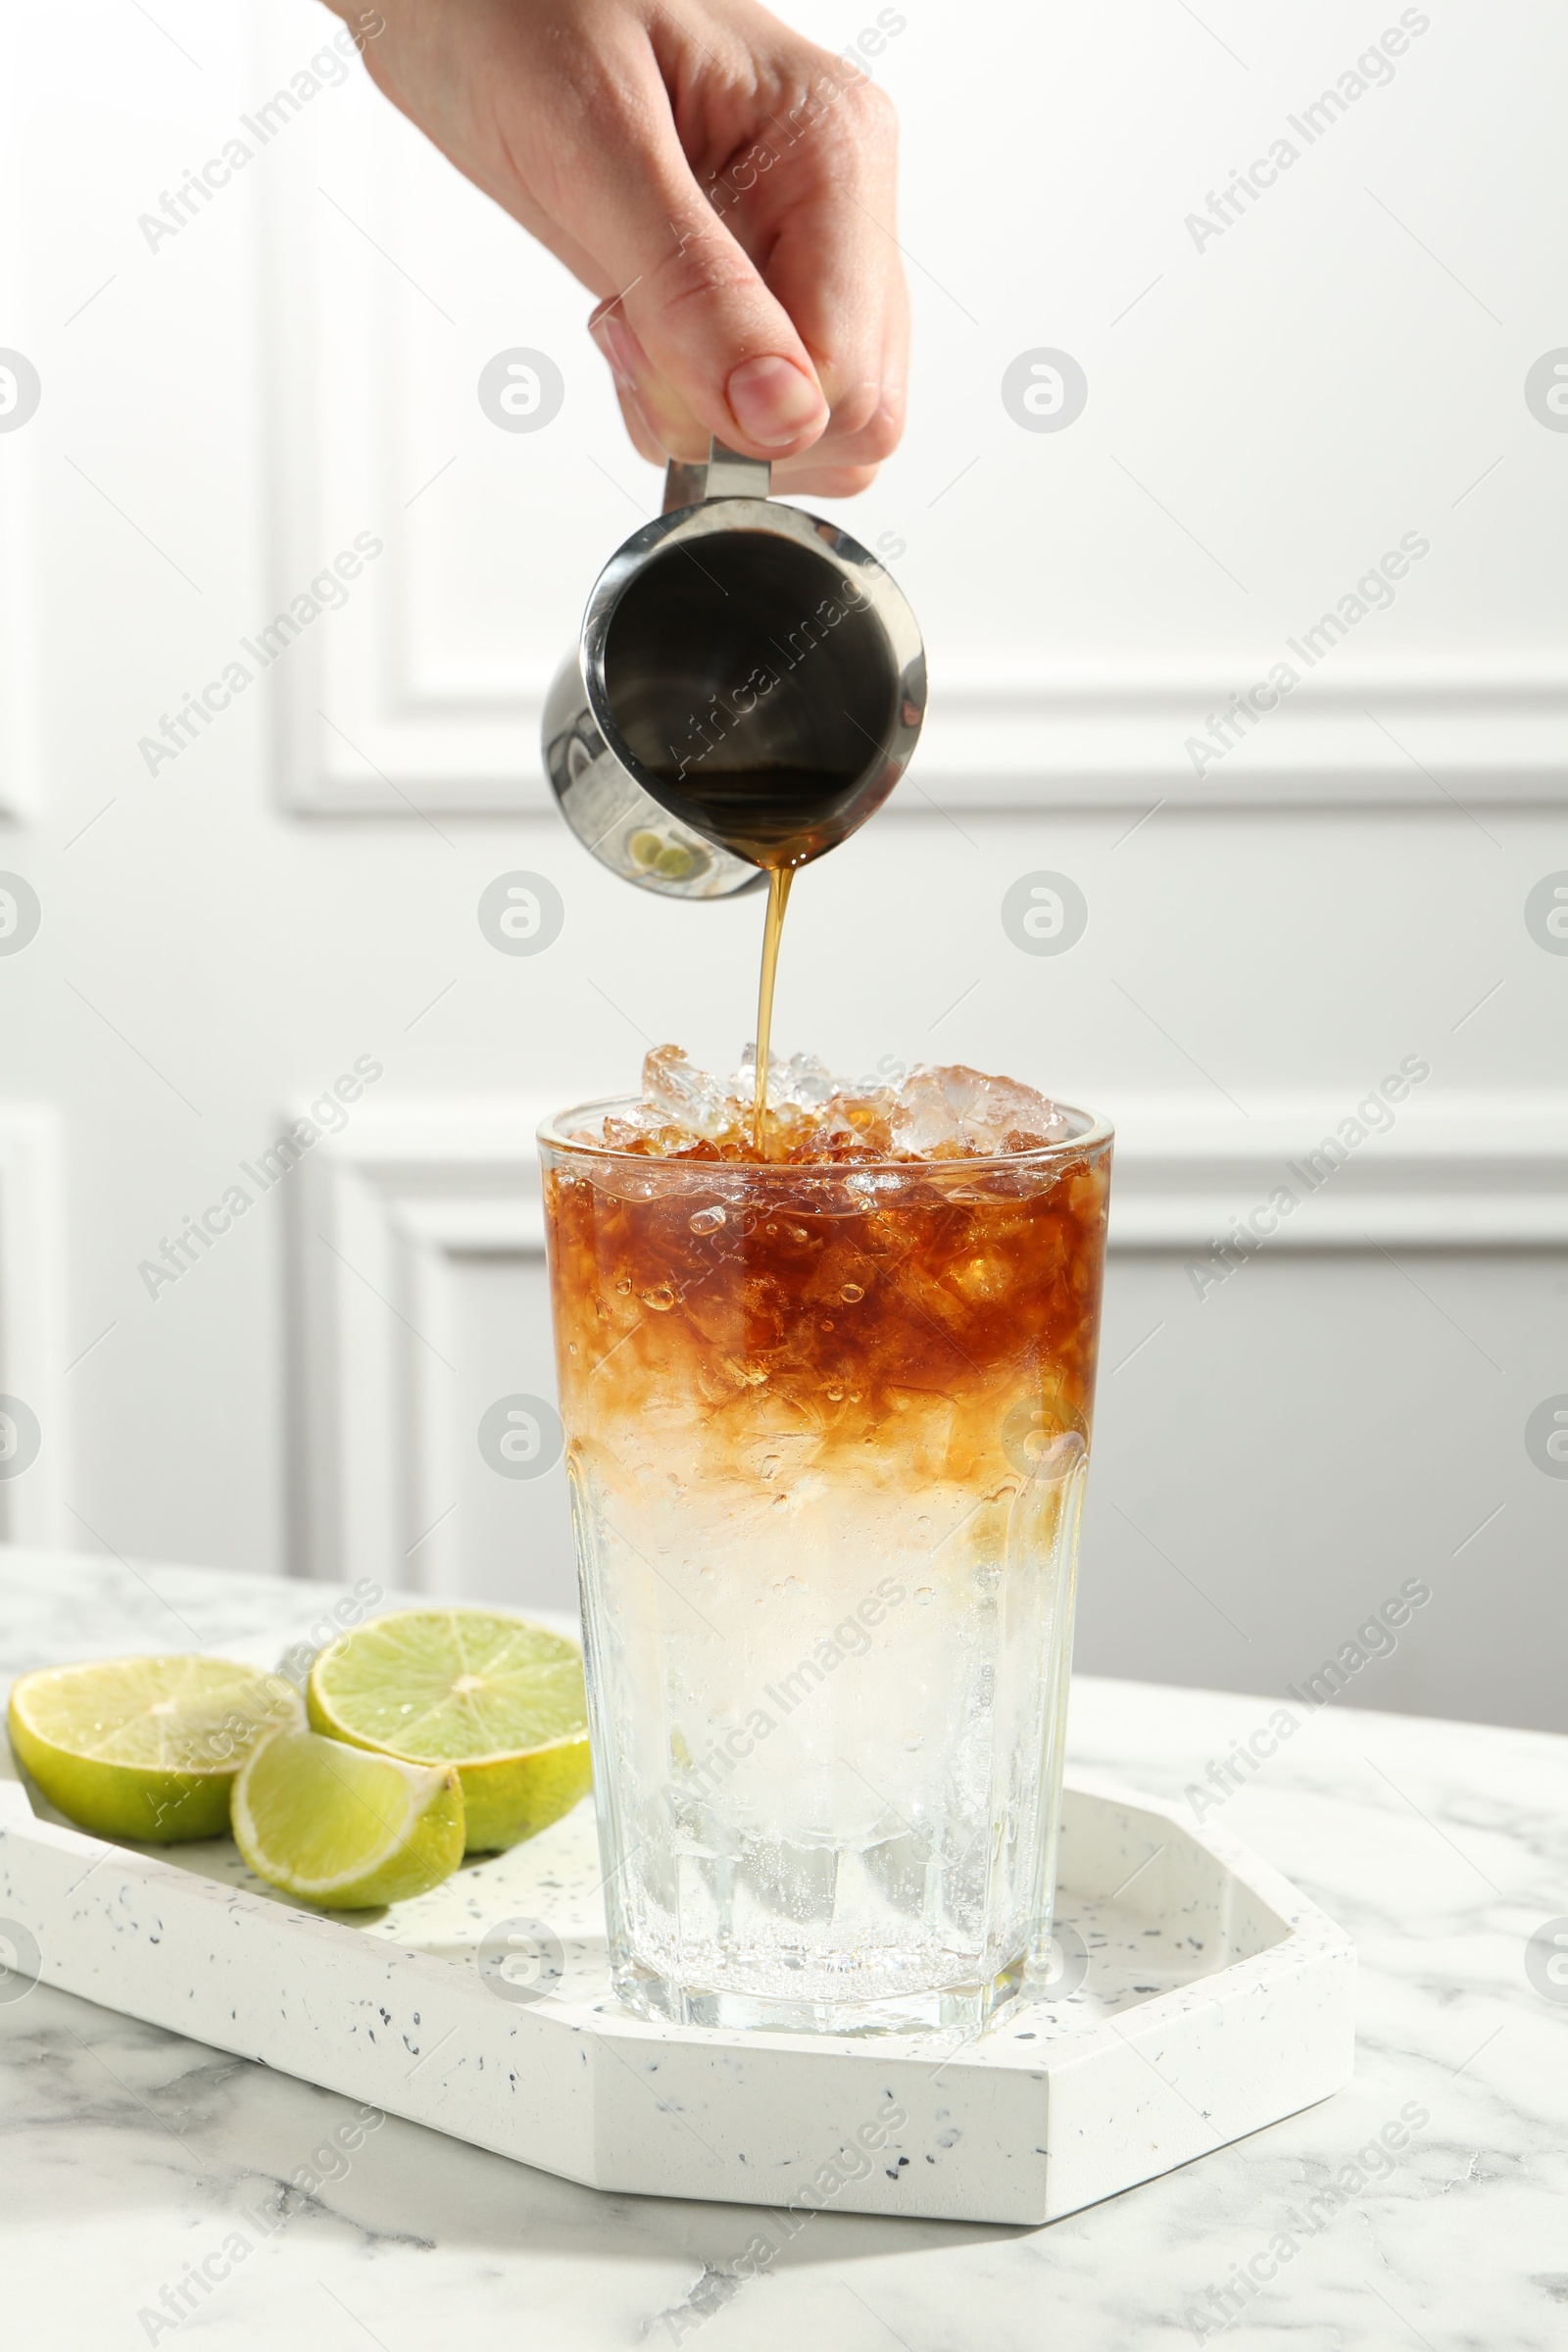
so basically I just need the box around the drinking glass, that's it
[540,1102,1112,2035]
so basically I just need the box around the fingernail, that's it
[725,356,828,449]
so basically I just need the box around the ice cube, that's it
[773,1052,839,1109]
[588,1090,671,1151]
[814,1088,895,1156]
[641,1045,735,1137]
[889,1068,963,1156]
[733,1046,837,1110]
[934,1065,1070,1154]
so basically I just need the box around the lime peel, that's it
[7,1655,301,1844]
[307,1607,591,1853]
[231,1727,464,1908]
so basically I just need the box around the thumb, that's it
[571,122,829,460]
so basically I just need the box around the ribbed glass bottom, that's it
[614,1945,1028,2038]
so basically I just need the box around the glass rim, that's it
[537,1092,1114,1172]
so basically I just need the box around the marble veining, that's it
[0,1547,1563,2349]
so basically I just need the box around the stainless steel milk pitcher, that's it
[542,439,926,899]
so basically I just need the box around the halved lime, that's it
[7,1655,301,1843]
[307,1608,591,1853]
[232,1727,464,1908]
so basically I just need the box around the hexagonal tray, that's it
[0,1742,1353,2227]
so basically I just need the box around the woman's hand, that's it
[329,0,907,494]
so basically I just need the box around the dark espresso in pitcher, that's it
[639,762,871,871]
[603,530,906,1149]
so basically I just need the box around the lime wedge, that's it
[231,1727,464,1908]
[307,1608,591,1853]
[7,1655,301,1843]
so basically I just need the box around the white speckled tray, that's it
[0,1695,1354,2227]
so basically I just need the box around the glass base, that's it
[613,1949,1027,2040]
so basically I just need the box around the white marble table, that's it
[0,1547,1562,2351]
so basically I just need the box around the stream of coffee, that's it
[752,865,795,1153]
[644,762,870,1156]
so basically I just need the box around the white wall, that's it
[2,0,1565,1729]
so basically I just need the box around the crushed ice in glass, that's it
[577,1046,1074,1162]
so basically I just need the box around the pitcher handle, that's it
[662,437,771,514]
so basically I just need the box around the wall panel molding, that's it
[280,658,1568,817]
[289,1103,551,1590]
[0,441,42,821]
[1107,1093,1568,1250]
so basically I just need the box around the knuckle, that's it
[841,75,899,143]
[648,230,758,320]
